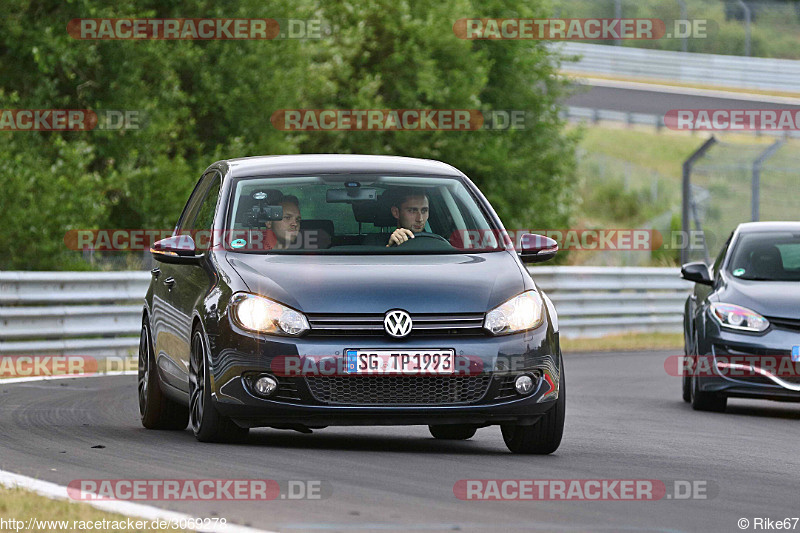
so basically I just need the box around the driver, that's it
[386,190,429,247]
[265,195,302,249]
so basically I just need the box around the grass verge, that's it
[0,486,186,532]
[562,332,683,353]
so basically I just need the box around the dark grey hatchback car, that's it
[138,155,565,454]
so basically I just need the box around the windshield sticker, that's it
[230,238,247,248]
[732,268,745,277]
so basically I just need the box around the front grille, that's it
[305,375,492,405]
[765,316,800,333]
[306,313,486,337]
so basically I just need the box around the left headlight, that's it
[709,302,769,333]
[231,293,309,336]
[484,291,545,336]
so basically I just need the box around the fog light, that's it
[254,375,278,397]
[515,374,535,395]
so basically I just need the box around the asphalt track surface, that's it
[2,350,799,533]
[565,84,800,114]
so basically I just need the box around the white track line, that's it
[0,370,137,385]
[0,372,278,533]
[568,75,800,105]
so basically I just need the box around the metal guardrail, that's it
[0,268,692,355]
[0,272,149,356]
[530,266,691,338]
[557,42,800,93]
[562,105,800,139]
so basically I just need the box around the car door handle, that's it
[164,277,175,289]
[150,267,161,279]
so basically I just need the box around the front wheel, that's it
[501,356,565,455]
[429,424,477,440]
[189,329,249,443]
[690,373,727,412]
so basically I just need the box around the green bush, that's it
[0,0,578,270]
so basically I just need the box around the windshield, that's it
[727,232,800,281]
[224,174,504,254]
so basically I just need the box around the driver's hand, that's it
[387,228,415,247]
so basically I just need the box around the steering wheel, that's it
[392,232,453,250]
[412,232,451,244]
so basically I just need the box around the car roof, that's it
[735,221,800,233]
[216,154,465,179]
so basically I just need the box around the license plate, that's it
[344,349,455,374]
[793,346,800,363]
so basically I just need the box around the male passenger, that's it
[265,195,302,249]
[386,189,429,247]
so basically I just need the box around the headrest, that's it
[748,244,784,278]
[299,219,334,249]
[373,191,398,228]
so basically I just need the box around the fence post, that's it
[736,0,751,57]
[751,139,784,221]
[676,0,688,52]
[682,136,717,265]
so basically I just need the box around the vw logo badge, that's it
[384,309,413,338]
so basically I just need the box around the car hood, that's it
[717,278,800,319]
[225,251,526,314]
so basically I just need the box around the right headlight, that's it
[231,293,309,336]
[709,302,769,333]
[484,291,545,335]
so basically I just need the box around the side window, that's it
[192,179,221,233]
[713,233,733,277]
[176,171,221,250]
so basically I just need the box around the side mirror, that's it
[150,235,201,265]
[518,233,558,264]
[681,262,712,285]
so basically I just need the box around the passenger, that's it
[265,195,302,249]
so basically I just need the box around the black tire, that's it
[189,329,249,443]
[682,335,694,403]
[690,372,727,412]
[138,318,189,430]
[501,356,566,455]
[429,424,477,440]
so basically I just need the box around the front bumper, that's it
[697,320,800,401]
[206,320,562,427]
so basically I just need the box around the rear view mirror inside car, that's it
[326,187,377,203]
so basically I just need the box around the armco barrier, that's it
[557,42,800,93]
[529,266,691,338]
[0,267,692,355]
